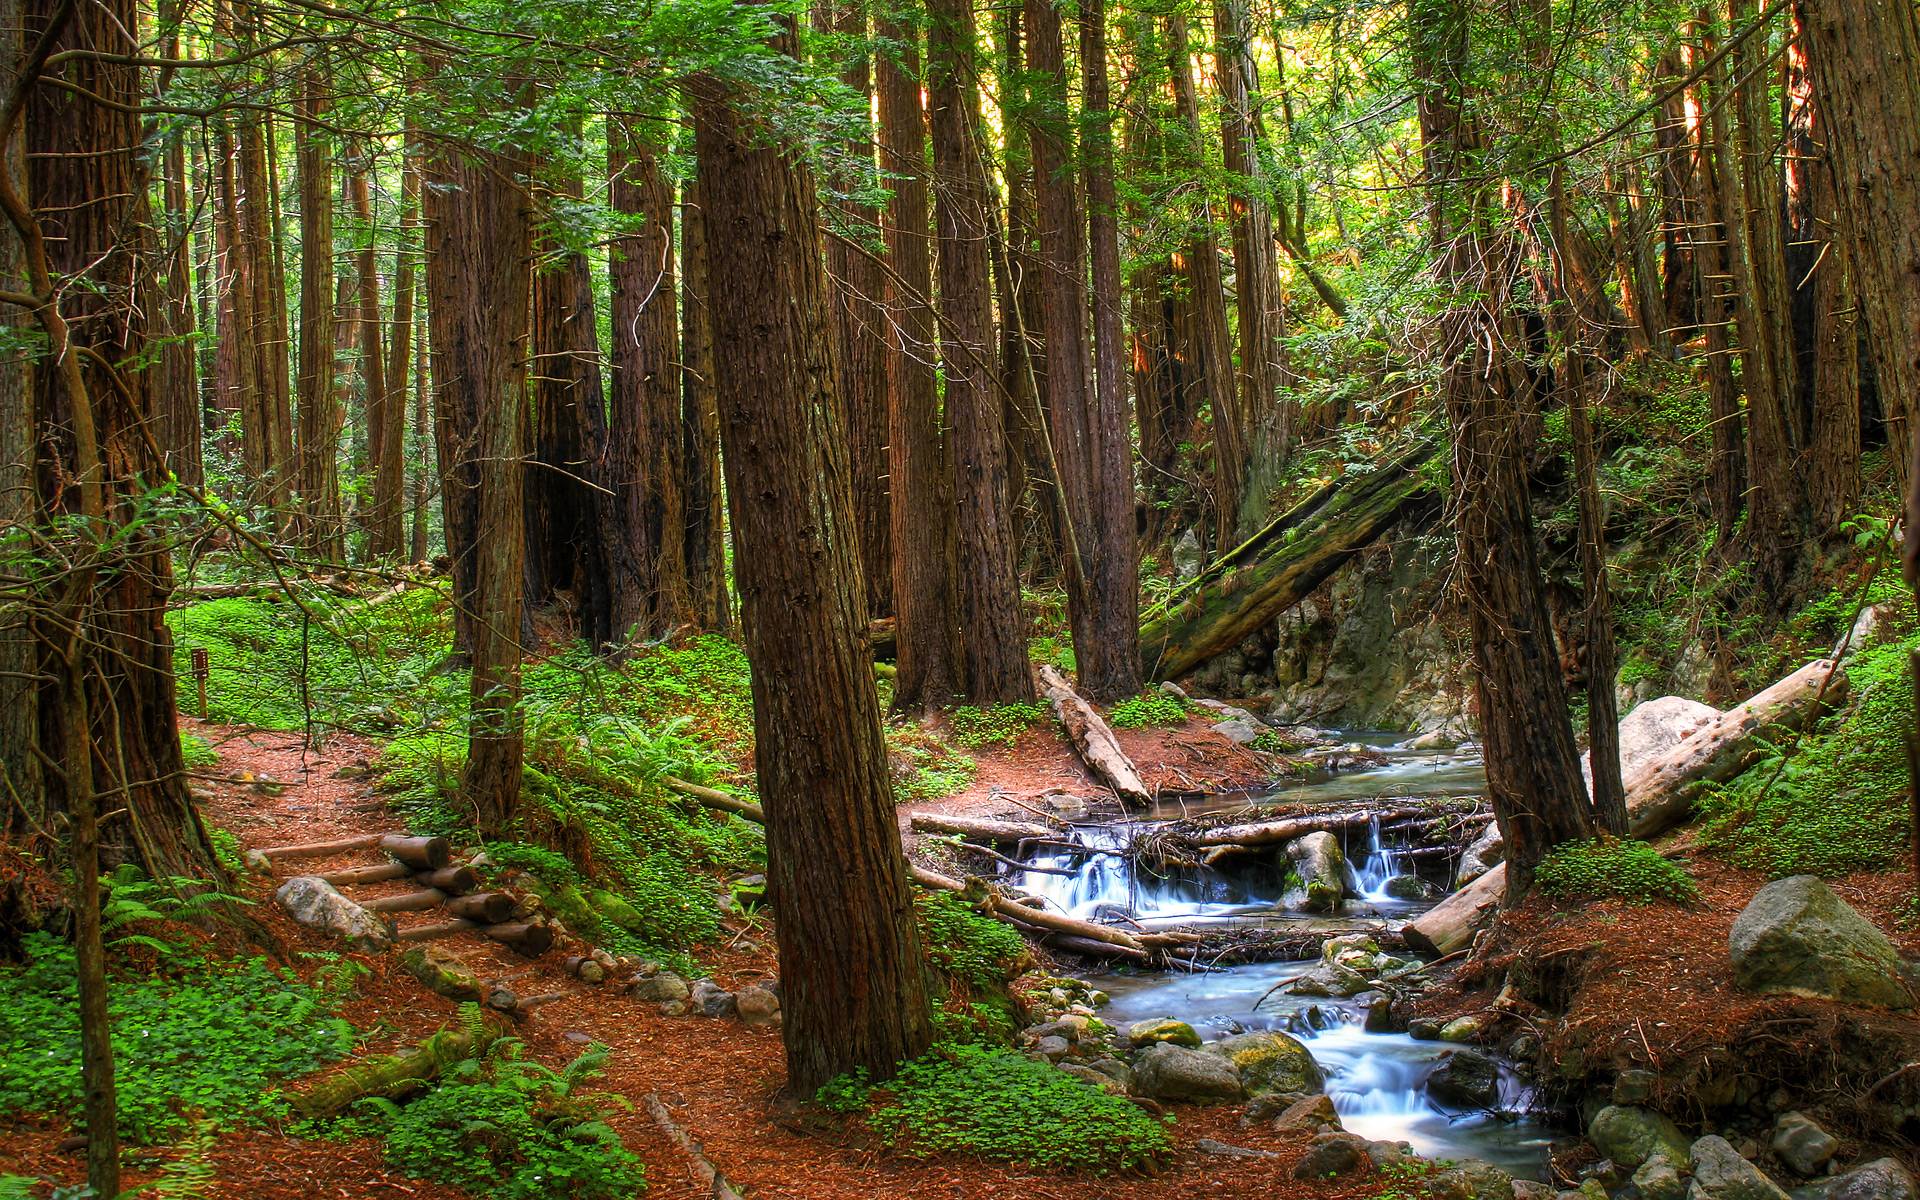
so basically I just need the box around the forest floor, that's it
[0,719,1384,1200]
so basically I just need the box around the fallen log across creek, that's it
[1404,657,1848,956]
[908,812,1060,843]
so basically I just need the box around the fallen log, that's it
[413,864,483,895]
[1044,934,1151,962]
[289,1023,505,1119]
[1404,659,1847,956]
[444,892,517,924]
[909,812,1059,843]
[380,834,452,870]
[662,776,764,822]
[1192,805,1429,848]
[645,1093,750,1200]
[256,832,389,861]
[362,888,448,914]
[322,862,412,888]
[911,865,1148,953]
[1141,443,1437,680]
[1038,665,1152,806]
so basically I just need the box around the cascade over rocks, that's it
[1727,876,1914,1008]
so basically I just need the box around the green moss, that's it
[1535,838,1699,906]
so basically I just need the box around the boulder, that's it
[1287,831,1347,912]
[690,979,737,1019]
[1439,1015,1485,1043]
[1592,696,1719,787]
[399,945,482,1002]
[1632,1154,1688,1200]
[1427,1048,1502,1108]
[1828,1158,1918,1200]
[1033,1035,1072,1062]
[1288,962,1372,998]
[1457,823,1506,885]
[1059,1062,1126,1095]
[1291,1132,1369,1180]
[1212,717,1268,745]
[1087,1057,1133,1092]
[1360,991,1396,1032]
[1130,1042,1245,1104]
[1768,1112,1836,1177]
[735,984,781,1028]
[1386,874,1441,900]
[273,876,391,950]
[1269,1094,1342,1135]
[629,971,690,1003]
[1728,876,1915,1009]
[1589,1105,1693,1171]
[1686,1134,1789,1200]
[1204,1031,1323,1096]
[1425,1158,1517,1200]
[1127,1017,1202,1049]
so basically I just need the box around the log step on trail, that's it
[254,832,451,870]
[1039,664,1152,806]
[1140,443,1437,681]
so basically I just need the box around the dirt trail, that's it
[0,721,1381,1199]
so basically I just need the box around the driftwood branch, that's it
[1039,665,1151,805]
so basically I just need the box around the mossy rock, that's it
[1127,1017,1202,1049]
[399,945,483,1003]
[1204,1030,1323,1096]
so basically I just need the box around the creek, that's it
[1011,738,1556,1179]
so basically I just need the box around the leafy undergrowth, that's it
[1535,838,1699,906]
[324,1035,647,1200]
[1699,596,1918,877]
[822,1042,1172,1175]
[949,701,1050,748]
[887,725,977,799]
[0,931,357,1141]
[917,892,1030,1043]
[1107,691,1191,729]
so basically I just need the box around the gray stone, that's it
[1440,1015,1486,1042]
[1828,1158,1918,1200]
[1427,1048,1503,1108]
[1614,1068,1659,1105]
[735,984,780,1028]
[1288,962,1372,998]
[1408,1017,1446,1040]
[1292,1132,1369,1180]
[1087,1057,1133,1091]
[1033,1035,1072,1062]
[1426,1158,1517,1200]
[1127,1017,1202,1049]
[1194,1137,1279,1159]
[273,876,390,950]
[1360,990,1396,1032]
[399,944,482,1002]
[1287,831,1347,912]
[1632,1153,1688,1200]
[1769,1112,1836,1177]
[1512,1183,1555,1200]
[1059,1063,1125,1095]
[1458,824,1506,886]
[1212,716,1268,745]
[1204,1030,1323,1096]
[1173,529,1205,581]
[1366,1139,1416,1170]
[690,979,737,1019]
[1687,1135,1789,1200]
[1595,696,1719,788]
[629,971,690,1003]
[1589,1105,1693,1171]
[1386,873,1441,900]
[1729,876,1914,1009]
[1130,1042,1245,1104]
[1269,1094,1342,1134]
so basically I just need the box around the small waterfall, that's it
[1015,823,1289,922]
[1354,815,1407,902]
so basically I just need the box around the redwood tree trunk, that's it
[425,135,530,831]
[680,175,731,631]
[353,151,401,560]
[929,0,1033,702]
[690,32,935,1093]
[294,69,341,561]
[879,13,962,710]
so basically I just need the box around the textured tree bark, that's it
[1684,20,1745,549]
[1793,0,1920,575]
[879,11,962,711]
[349,152,400,561]
[928,0,1033,702]
[294,69,342,562]
[525,145,614,647]
[1783,20,1860,540]
[679,176,731,632]
[1026,0,1141,701]
[1651,47,1695,349]
[1167,13,1245,548]
[1213,0,1291,535]
[818,0,895,622]
[609,118,686,640]
[691,30,935,1091]
[386,146,419,559]
[425,134,530,832]
[1414,0,1592,901]
[152,49,203,490]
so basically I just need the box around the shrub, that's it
[1535,839,1699,906]
[916,893,1027,992]
[888,726,976,799]
[949,702,1049,748]
[179,732,218,769]
[368,1041,646,1200]
[1107,692,1189,729]
[0,934,355,1141]
[860,1042,1171,1174]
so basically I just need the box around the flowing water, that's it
[1011,738,1557,1179]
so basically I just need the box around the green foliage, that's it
[1028,634,1076,672]
[178,732,218,769]
[207,826,247,875]
[1535,838,1699,906]
[888,726,976,799]
[1248,728,1308,754]
[1107,692,1190,729]
[916,892,1027,991]
[1700,629,1918,876]
[608,634,754,753]
[0,934,355,1141]
[365,1041,646,1200]
[814,1068,872,1115]
[860,1043,1171,1174]
[949,702,1049,748]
